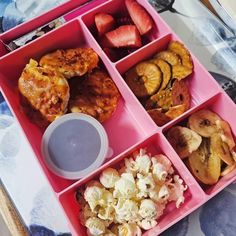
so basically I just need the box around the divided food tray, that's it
[0,0,236,235]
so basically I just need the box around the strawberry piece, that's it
[101,25,142,48]
[125,0,153,35]
[95,13,115,36]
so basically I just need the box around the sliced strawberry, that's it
[125,0,153,35]
[101,25,142,48]
[95,12,115,36]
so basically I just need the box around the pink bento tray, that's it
[1,0,236,235]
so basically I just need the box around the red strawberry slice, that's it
[125,0,153,35]
[101,25,142,48]
[95,13,115,36]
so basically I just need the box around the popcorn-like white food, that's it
[155,154,174,174]
[157,185,170,203]
[135,149,151,175]
[84,186,104,212]
[100,168,120,188]
[124,158,138,176]
[115,199,139,223]
[155,202,167,220]
[148,186,159,202]
[168,175,187,208]
[84,186,114,213]
[98,205,115,221]
[152,158,168,182]
[138,218,157,230]
[113,173,137,199]
[100,189,114,207]
[118,223,142,236]
[104,230,116,236]
[85,217,106,236]
[136,173,155,198]
[80,148,187,234]
[79,204,96,226]
[139,199,157,219]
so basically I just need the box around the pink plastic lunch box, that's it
[0,0,236,235]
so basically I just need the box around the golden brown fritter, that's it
[69,70,120,122]
[39,48,99,79]
[18,59,70,122]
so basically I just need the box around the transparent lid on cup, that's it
[41,113,109,180]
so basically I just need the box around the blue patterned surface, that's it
[1,0,236,236]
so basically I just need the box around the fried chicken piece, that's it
[39,48,99,79]
[18,59,70,122]
[69,70,120,122]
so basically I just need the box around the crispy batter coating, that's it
[39,48,99,79]
[18,59,69,122]
[69,69,120,122]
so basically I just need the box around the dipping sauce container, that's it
[41,113,108,179]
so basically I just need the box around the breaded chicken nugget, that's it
[69,70,120,122]
[18,59,69,122]
[39,48,99,79]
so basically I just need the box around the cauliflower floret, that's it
[113,173,137,199]
[85,217,106,236]
[136,173,155,199]
[135,150,151,175]
[118,223,142,236]
[99,168,120,188]
[115,199,139,223]
[138,218,157,230]
[139,199,157,220]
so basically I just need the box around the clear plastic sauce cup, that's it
[41,113,109,179]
